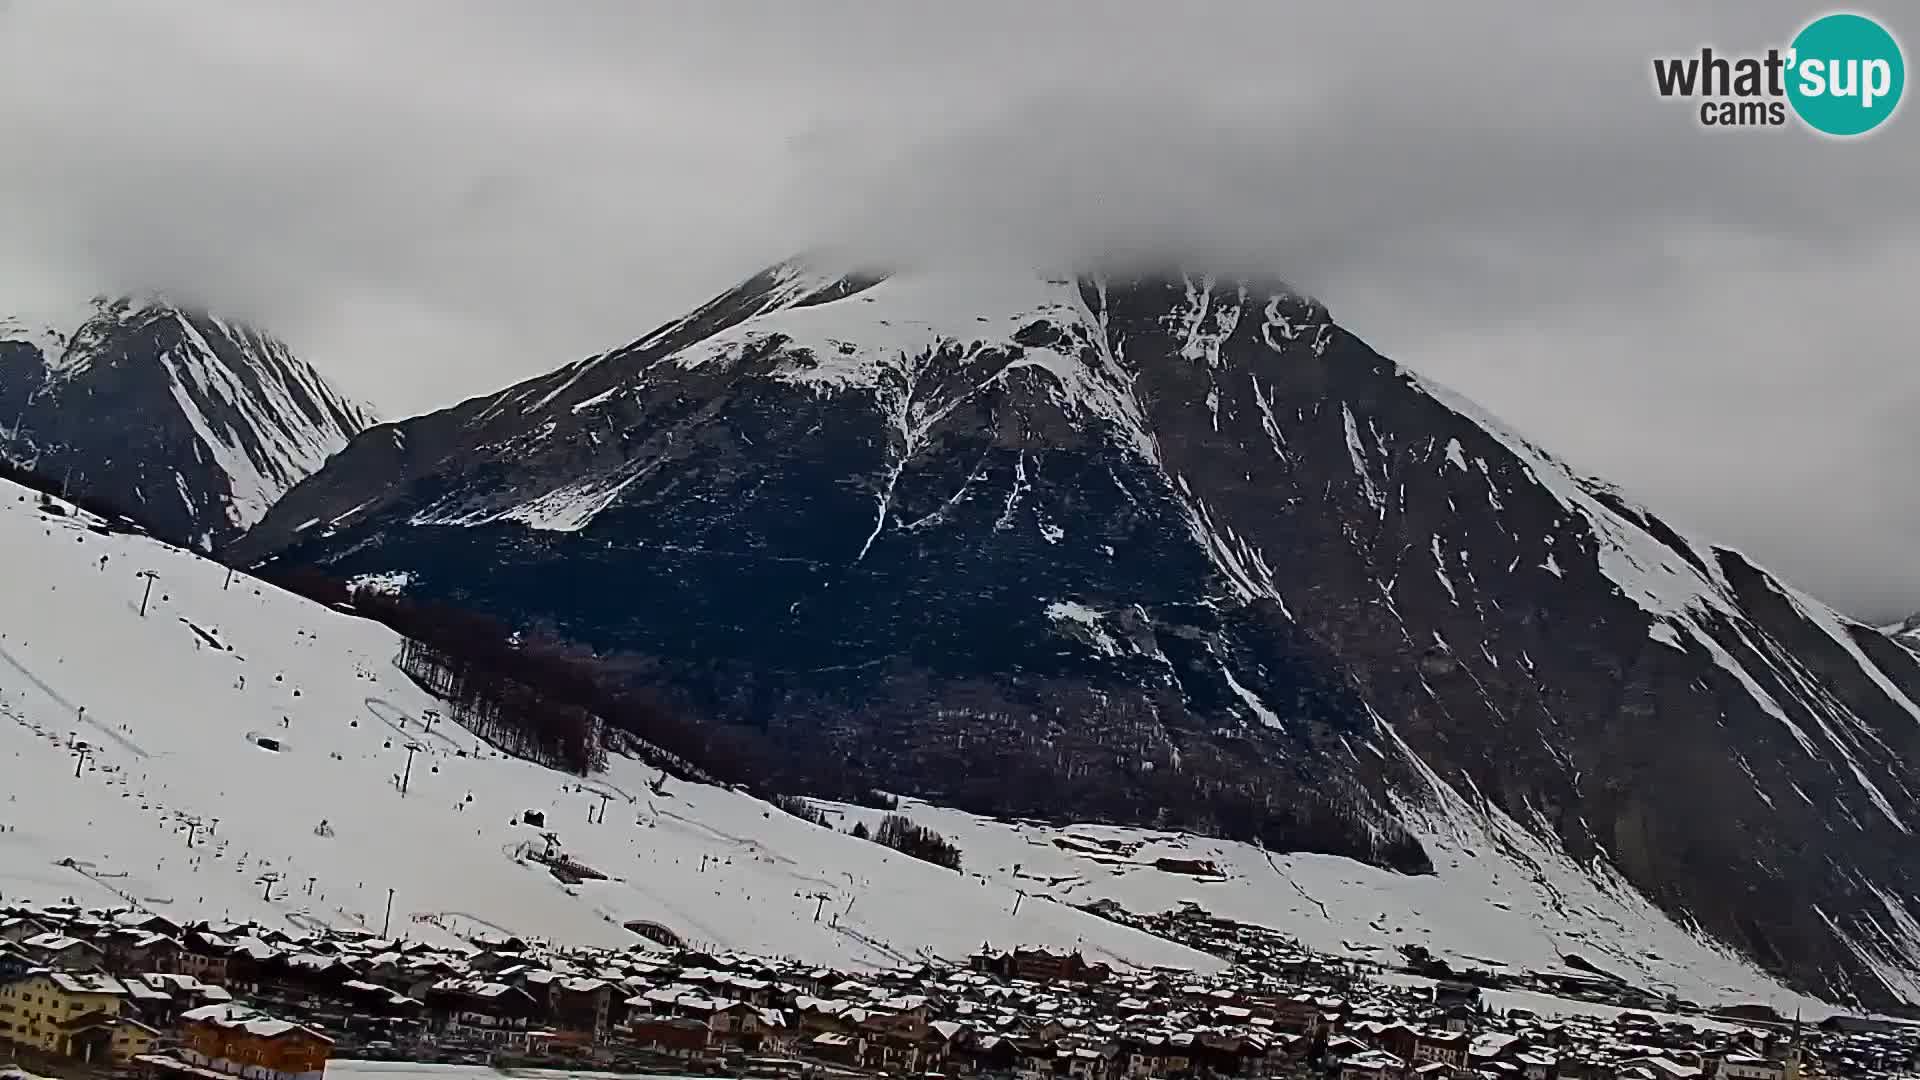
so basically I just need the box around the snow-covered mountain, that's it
[231,260,1920,1008]
[1882,615,1920,656]
[0,296,375,550]
[0,475,1212,974]
[0,473,1833,1010]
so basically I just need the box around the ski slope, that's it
[0,477,1823,1008]
[0,478,1211,974]
[818,798,1826,1014]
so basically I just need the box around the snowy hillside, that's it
[232,259,1920,1007]
[0,470,1863,1012]
[0,476,1214,975]
[0,296,374,550]
[817,798,1827,1013]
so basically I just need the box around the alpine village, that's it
[2,24,1919,1080]
[0,891,1914,1080]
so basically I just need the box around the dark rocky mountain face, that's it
[233,261,1920,1006]
[1884,615,1920,657]
[0,297,375,550]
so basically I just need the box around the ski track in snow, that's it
[103,263,1920,1009]
[821,790,1826,1013]
[0,476,1835,1008]
[0,479,1214,975]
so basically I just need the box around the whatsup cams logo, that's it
[1652,12,1905,135]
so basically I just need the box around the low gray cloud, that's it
[0,1,1914,618]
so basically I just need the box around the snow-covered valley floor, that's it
[0,478,1821,1011]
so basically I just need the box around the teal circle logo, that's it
[1787,13,1905,136]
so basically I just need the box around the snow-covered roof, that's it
[179,1003,331,1043]
[47,972,126,995]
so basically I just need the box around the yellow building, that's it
[0,969,161,1064]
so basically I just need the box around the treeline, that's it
[769,793,831,827]
[869,813,962,871]
[396,634,604,774]
[767,795,964,874]
[261,565,765,784]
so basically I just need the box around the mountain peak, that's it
[0,294,375,548]
[43,294,180,377]
[233,260,1920,1006]
[1883,613,1920,655]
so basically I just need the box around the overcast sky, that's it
[1,2,1915,619]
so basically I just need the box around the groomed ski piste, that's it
[0,477,1823,1012]
[817,800,1828,1014]
[0,478,1207,974]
